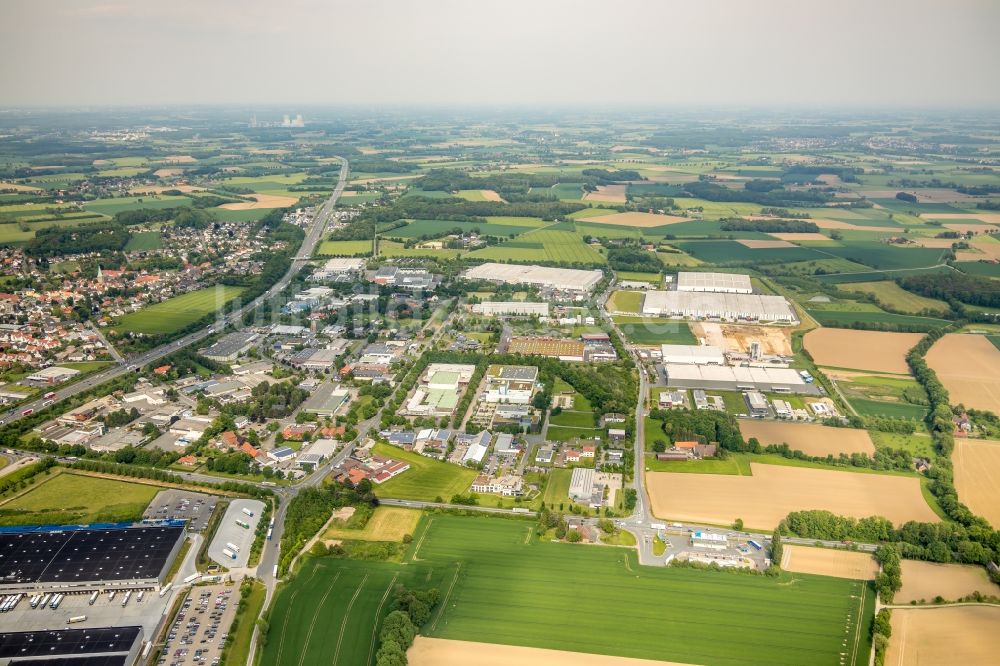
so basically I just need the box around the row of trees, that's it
[901,272,1000,310]
[719,217,819,233]
[374,585,442,666]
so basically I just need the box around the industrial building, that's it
[660,344,725,365]
[663,364,822,395]
[691,530,730,550]
[300,383,350,417]
[676,272,752,294]
[200,332,258,362]
[483,365,538,404]
[471,301,550,317]
[508,337,584,362]
[641,291,798,323]
[0,626,143,666]
[463,263,603,294]
[568,467,596,501]
[0,524,185,592]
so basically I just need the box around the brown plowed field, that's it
[408,638,695,666]
[953,438,1000,528]
[926,334,1000,413]
[738,420,875,456]
[885,606,1000,666]
[804,329,923,374]
[897,560,1000,603]
[781,545,878,580]
[647,463,938,530]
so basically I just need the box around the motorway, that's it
[0,158,349,428]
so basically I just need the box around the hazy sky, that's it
[2,0,999,108]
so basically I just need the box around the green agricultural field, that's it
[83,195,191,216]
[615,270,661,283]
[545,425,602,443]
[384,217,540,239]
[612,316,697,345]
[606,290,644,313]
[317,240,372,256]
[805,308,949,331]
[378,240,463,259]
[371,443,477,502]
[848,398,928,420]
[124,231,163,252]
[0,472,159,526]
[468,229,605,265]
[820,243,946,271]
[541,468,572,506]
[675,240,825,264]
[111,285,245,335]
[548,409,596,428]
[262,515,873,666]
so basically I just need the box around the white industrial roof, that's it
[677,272,752,293]
[464,263,603,291]
[660,345,725,363]
[642,291,797,321]
[664,364,805,385]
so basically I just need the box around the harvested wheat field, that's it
[781,545,878,580]
[911,237,962,249]
[738,420,875,456]
[929,212,1000,224]
[408,638,694,666]
[0,181,42,192]
[479,189,503,202]
[736,239,796,249]
[953,438,1000,528]
[321,506,421,542]
[130,184,204,195]
[647,463,938,530]
[926,334,1000,413]
[897,560,1000,604]
[811,219,896,232]
[885,606,1000,666]
[804,329,923,374]
[583,184,627,203]
[219,194,298,210]
[162,154,197,163]
[586,211,688,227]
[153,168,184,178]
[769,232,832,242]
[942,222,1000,234]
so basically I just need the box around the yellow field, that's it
[321,506,421,542]
[408,638,694,666]
[647,463,938,530]
[804,329,923,374]
[840,281,949,314]
[586,211,688,227]
[738,420,875,456]
[885,606,1000,666]
[781,545,878,580]
[897,559,1000,603]
[219,194,298,209]
[736,239,795,248]
[583,184,627,203]
[926,334,1000,413]
[769,232,832,242]
[953,438,1000,528]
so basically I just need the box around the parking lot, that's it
[160,583,240,666]
[207,499,264,568]
[144,489,218,533]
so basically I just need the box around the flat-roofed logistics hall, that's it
[663,363,821,395]
[463,263,603,293]
[676,272,753,293]
[0,524,185,591]
[0,626,142,666]
[642,291,797,323]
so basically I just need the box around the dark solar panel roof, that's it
[0,627,141,659]
[0,526,183,585]
[10,656,129,666]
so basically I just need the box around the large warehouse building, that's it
[663,364,821,395]
[463,263,603,294]
[0,524,185,592]
[677,272,752,294]
[471,301,550,317]
[641,291,798,323]
[660,344,725,365]
[0,626,143,666]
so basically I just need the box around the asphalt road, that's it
[0,159,349,427]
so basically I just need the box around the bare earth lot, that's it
[926,334,1000,413]
[586,211,688,227]
[897,560,1000,603]
[647,463,938,530]
[804,329,923,374]
[781,545,878,580]
[953,438,1000,528]
[408,638,694,666]
[690,322,792,355]
[738,420,876,456]
[885,606,1000,666]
